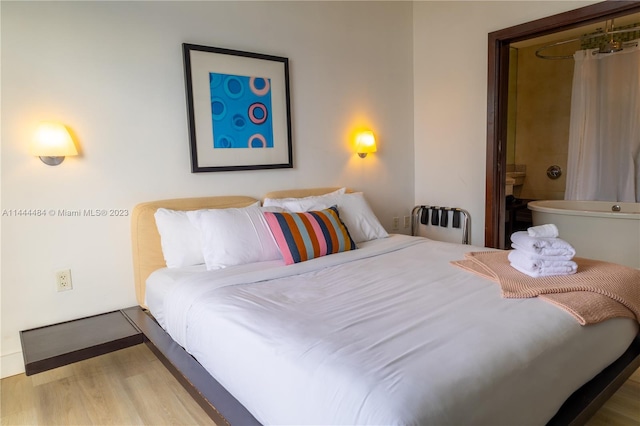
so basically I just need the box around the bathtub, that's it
[528,200,640,269]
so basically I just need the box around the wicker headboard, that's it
[131,196,258,307]
[130,188,345,307]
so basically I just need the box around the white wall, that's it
[0,1,414,377]
[413,1,598,245]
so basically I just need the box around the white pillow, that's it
[279,192,388,244]
[262,187,346,208]
[187,204,282,270]
[154,208,205,268]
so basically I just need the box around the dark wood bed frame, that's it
[122,305,640,425]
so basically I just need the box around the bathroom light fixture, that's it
[30,122,78,166]
[355,131,377,158]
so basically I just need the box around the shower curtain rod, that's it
[535,26,640,60]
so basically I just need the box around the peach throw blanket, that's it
[452,251,640,325]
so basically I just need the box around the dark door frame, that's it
[485,1,640,248]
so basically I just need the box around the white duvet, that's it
[147,235,638,425]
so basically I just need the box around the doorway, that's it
[485,1,640,249]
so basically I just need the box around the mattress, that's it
[147,235,638,425]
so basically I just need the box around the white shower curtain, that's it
[565,41,640,202]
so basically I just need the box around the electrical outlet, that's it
[403,216,411,228]
[392,217,400,231]
[56,269,73,292]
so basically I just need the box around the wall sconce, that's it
[30,122,78,166]
[355,130,377,158]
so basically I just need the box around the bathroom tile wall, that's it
[513,40,580,200]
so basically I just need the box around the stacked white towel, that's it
[509,225,577,278]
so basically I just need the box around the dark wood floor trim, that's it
[121,306,260,426]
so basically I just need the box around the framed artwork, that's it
[183,44,293,172]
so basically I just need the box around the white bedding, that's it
[147,235,638,425]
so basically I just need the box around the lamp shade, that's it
[30,122,78,157]
[356,131,377,157]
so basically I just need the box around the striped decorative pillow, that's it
[263,206,356,265]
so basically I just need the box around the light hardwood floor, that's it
[1,344,214,425]
[1,343,638,425]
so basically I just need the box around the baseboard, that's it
[1,351,25,378]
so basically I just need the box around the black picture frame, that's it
[183,43,293,172]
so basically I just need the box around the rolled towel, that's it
[510,231,576,258]
[527,224,559,238]
[508,250,578,278]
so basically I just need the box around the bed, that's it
[127,188,640,425]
